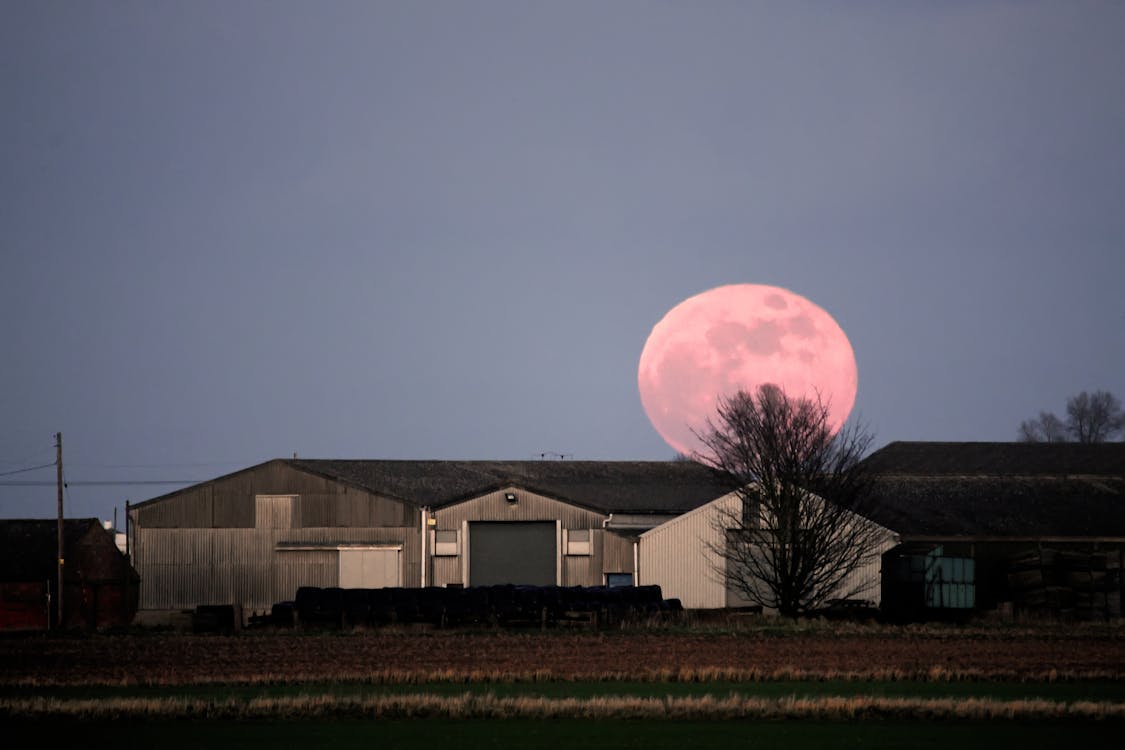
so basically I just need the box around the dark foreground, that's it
[6,718,1120,750]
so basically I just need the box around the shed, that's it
[861,442,1125,619]
[638,491,897,611]
[0,518,139,630]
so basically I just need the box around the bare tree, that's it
[695,385,884,618]
[1066,390,1125,443]
[1018,411,1069,443]
[1019,390,1124,443]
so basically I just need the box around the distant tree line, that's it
[1019,390,1125,443]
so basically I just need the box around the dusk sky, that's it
[3,1,1123,526]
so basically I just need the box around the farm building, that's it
[0,518,139,631]
[128,459,730,618]
[128,442,1125,623]
[860,442,1125,620]
[637,492,898,610]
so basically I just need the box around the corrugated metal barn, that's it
[128,443,1125,623]
[860,442,1125,621]
[0,518,139,631]
[128,459,729,617]
[638,492,898,610]
[639,494,740,610]
[638,442,1125,617]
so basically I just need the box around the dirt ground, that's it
[3,627,1123,685]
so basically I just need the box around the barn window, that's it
[433,529,459,556]
[566,529,591,556]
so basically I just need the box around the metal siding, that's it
[434,489,605,530]
[561,528,603,586]
[132,461,413,530]
[255,496,296,529]
[133,485,214,528]
[136,473,652,611]
[432,488,605,588]
[834,528,897,606]
[282,527,412,545]
[298,494,334,527]
[431,557,462,588]
[722,531,897,610]
[138,529,195,565]
[282,527,421,588]
[640,494,899,611]
[601,530,635,575]
[210,474,254,527]
[587,528,605,584]
[336,492,363,527]
[131,461,423,612]
[640,495,734,609]
[273,549,337,605]
[133,525,418,611]
[563,557,586,586]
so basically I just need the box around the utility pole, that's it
[56,432,63,629]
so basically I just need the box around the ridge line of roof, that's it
[873,473,1122,479]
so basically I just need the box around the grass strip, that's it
[5,665,1123,689]
[6,678,1125,704]
[3,692,1124,721]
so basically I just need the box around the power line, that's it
[66,461,255,469]
[0,479,202,487]
[0,462,56,478]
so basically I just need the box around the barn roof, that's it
[859,442,1125,538]
[859,441,1125,476]
[0,518,102,583]
[286,459,730,514]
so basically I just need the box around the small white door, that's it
[338,548,401,588]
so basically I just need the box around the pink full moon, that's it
[637,284,858,457]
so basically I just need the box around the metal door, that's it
[468,522,557,586]
[338,547,401,588]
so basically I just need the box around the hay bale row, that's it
[253,584,681,629]
[1005,548,1123,619]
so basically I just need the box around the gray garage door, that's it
[469,522,557,586]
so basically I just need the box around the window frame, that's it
[432,529,460,557]
[565,528,592,556]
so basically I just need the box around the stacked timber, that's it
[1005,548,1122,620]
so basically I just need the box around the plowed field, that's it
[4,630,1124,685]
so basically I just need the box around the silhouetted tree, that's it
[1067,390,1125,442]
[1018,411,1069,443]
[1019,390,1125,443]
[695,385,883,618]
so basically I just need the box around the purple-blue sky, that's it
[3,1,1123,525]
